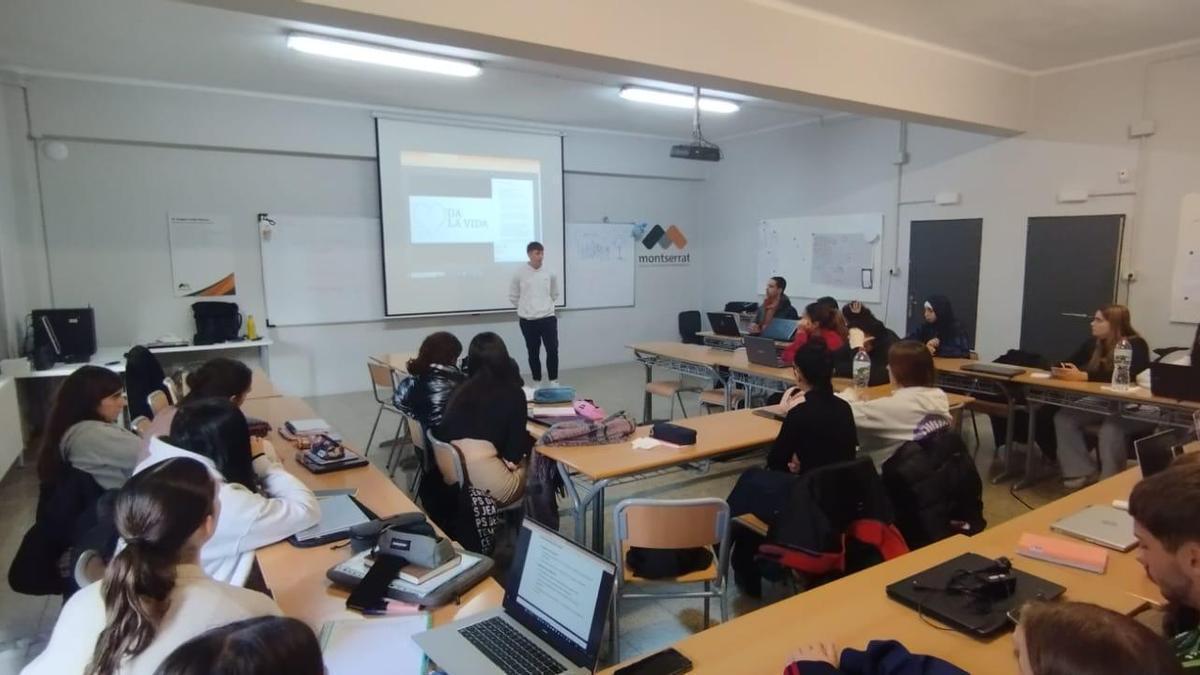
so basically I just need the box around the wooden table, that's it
[245,366,280,400]
[601,468,1156,674]
[243,396,503,630]
[629,342,744,420]
[1009,370,1200,487]
[537,408,781,552]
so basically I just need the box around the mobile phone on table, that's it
[614,648,693,675]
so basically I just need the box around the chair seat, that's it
[699,389,745,407]
[620,543,718,584]
[733,513,769,537]
[645,380,697,397]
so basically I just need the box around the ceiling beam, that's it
[186,0,1031,135]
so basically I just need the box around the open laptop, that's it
[759,318,799,342]
[745,335,789,368]
[1135,428,1188,478]
[1050,505,1137,552]
[1151,363,1200,402]
[706,312,742,338]
[414,519,615,675]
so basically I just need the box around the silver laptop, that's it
[1135,428,1187,478]
[745,335,788,368]
[414,519,615,674]
[1050,505,1137,552]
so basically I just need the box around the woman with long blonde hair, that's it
[1054,304,1152,488]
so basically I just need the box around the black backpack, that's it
[192,301,241,345]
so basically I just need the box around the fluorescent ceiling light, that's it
[619,86,739,113]
[286,33,481,77]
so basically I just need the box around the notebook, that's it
[289,493,374,546]
[1017,533,1108,574]
[320,614,429,675]
[285,418,331,435]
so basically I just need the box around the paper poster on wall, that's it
[169,213,236,297]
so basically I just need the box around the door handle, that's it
[1060,313,1090,318]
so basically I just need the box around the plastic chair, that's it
[366,361,408,459]
[610,498,731,662]
[678,311,704,345]
[146,390,171,417]
[428,436,524,516]
[395,416,429,497]
[699,388,745,413]
[644,380,701,420]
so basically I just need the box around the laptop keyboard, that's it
[460,617,568,675]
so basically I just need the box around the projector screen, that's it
[377,118,565,316]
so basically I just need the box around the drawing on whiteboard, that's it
[575,233,628,261]
[811,233,873,289]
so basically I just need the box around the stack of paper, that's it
[320,614,429,674]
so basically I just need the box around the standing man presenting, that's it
[510,241,560,386]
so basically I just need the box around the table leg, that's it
[643,362,652,424]
[989,386,1019,484]
[1013,400,1044,491]
[590,483,607,554]
[556,462,587,546]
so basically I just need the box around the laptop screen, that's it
[1136,428,1186,478]
[504,520,615,668]
[760,318,798,342]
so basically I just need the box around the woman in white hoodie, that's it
[134,398,319,586]
[839,340,953,467]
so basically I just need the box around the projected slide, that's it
[378,120,565,316]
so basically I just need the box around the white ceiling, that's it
[773,0,1200,72]
[0,0,833,140]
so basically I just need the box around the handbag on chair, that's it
[448,442,500,555]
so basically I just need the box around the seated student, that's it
[905,295,971,358]
[1131,463,1200,672]
[39,365,140,491]
[727,338,858,516]
[435,332,531,507]
[748,276,797,334]
[839,302,897,387]
[839,341,952,467]
[393,331,465,436]
[1054,304,1153,487]
[23,457,281,675]
[781,302,849,364]
[1137,322,1198,389]
[154,616,323,675]
[136,399,319,586]
[781,600,1180,675]
[140,358,253,459]
[393,331,466,529]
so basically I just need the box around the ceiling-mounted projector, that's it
[671,86,721,162]
[670,142,721,161]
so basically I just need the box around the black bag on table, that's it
[192,301,241,345]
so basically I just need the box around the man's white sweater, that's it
[509,264,559,319]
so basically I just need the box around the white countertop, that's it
[13,339,273,378]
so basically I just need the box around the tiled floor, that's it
[0,360,1072,671]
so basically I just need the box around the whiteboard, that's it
[758,213,884,303]
[259,214,385,326]
[1170,193,1200,323]
[565,222,636,309]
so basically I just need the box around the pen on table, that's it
[330,540,351,550]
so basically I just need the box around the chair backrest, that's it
[130,416,151,437]
[678,311,702,345]
[615,498,728,550]
[162,376,180,404]
[147,390,170,416]
[429,436,465,487]
[409,418,428,451]
[367,361,398,405]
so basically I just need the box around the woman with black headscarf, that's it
[905,295,971,357]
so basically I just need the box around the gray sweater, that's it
[60,420,141,490]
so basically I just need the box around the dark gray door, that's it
[1020,215,1124,361]
[906,219,983,345]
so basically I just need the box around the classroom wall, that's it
[700,46,1200,359]
[0,81,51,359]
[13,76,703,396]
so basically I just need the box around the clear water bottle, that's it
[1112,337,1132,391]
[853,349,872,390]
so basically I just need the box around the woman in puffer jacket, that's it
[394,332,465,528]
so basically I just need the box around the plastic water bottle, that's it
[1112,337,1132,391]
[853,349,872,390]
